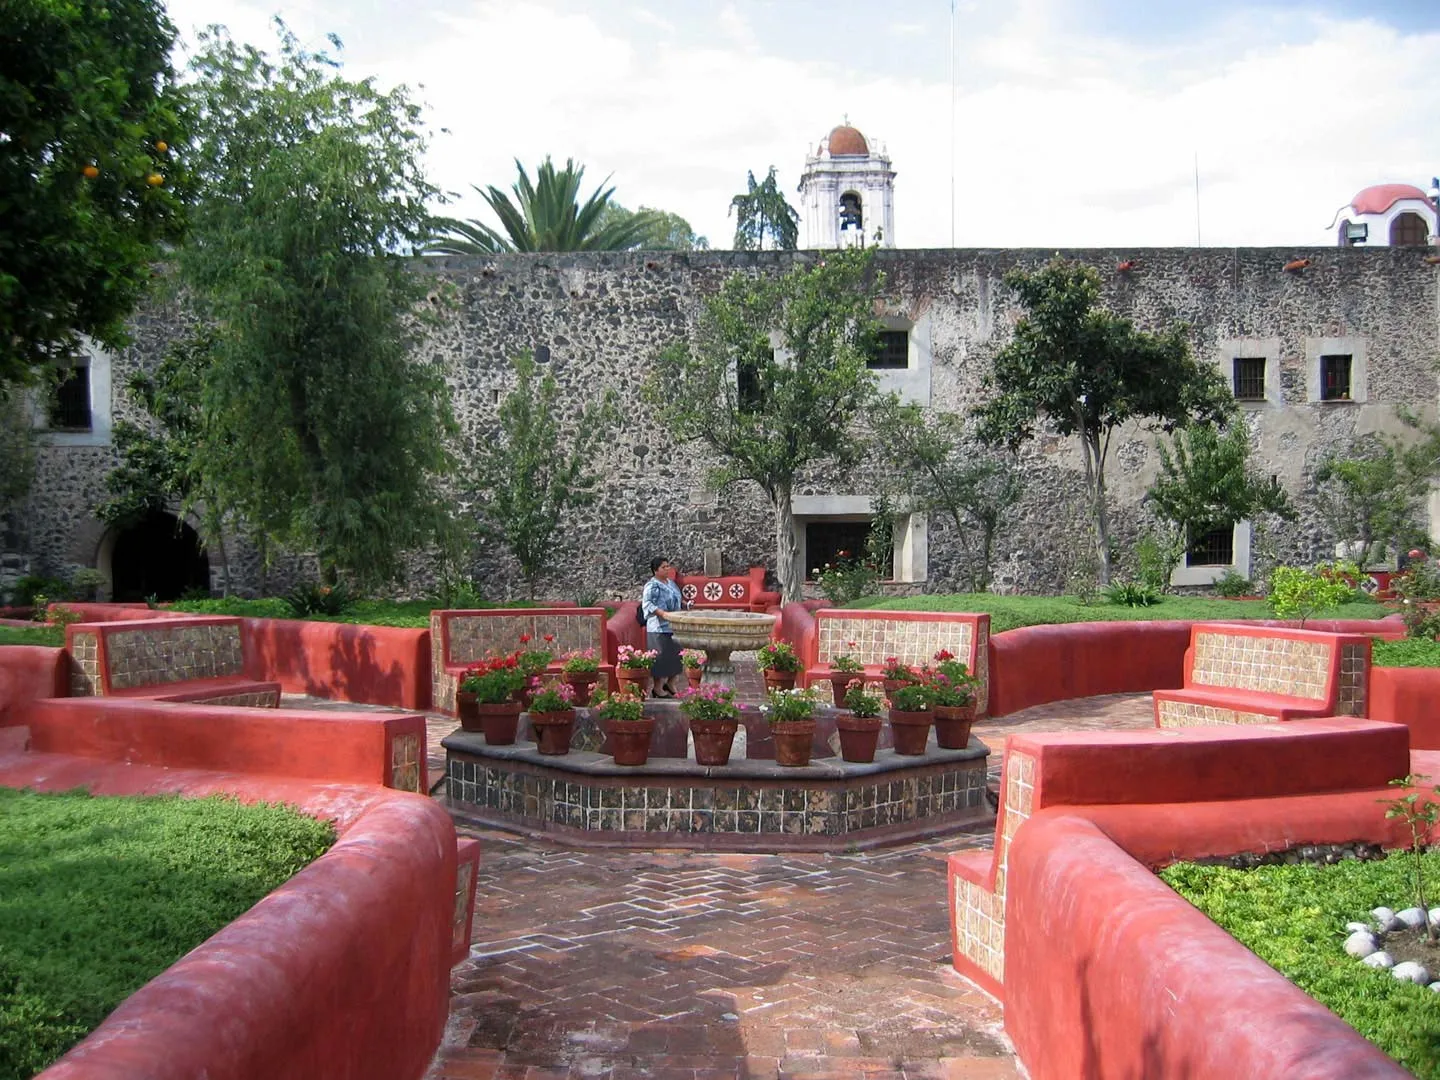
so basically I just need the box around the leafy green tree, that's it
[730,167,800,251]
[425,158,661,253]
[1314,437,1430,569]
[975,257,1232,585]
[1148,423,1295,554]
[1268,561,1359,627]
[472,353,617,598]
[868,399,1023,592]
[0,389,36,519]
[0,0,190,389]
[179,23,457,587]
[646,247,884,602]
[596,202,709,250]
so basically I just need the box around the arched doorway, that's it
[108,511,210,602]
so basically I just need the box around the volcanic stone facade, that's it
[9,246,1440,600]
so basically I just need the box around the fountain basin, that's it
[663,608,777,691]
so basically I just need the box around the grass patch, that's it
[0,625,63,648]
[1162,853,1440,1077]
[0,789,334,1079]
[168,596,544,627]
[1373,638,1440,668]
[854,593,1388,635]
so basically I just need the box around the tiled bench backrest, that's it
[429,608,608,715]
[814,611,990,714]
[1186,624,1366,711]
[67,617,247,696]
[676,567,779,611]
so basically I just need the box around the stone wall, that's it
[9,246,1439,600]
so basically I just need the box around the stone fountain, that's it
[664,608,778,692]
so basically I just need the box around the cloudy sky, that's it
[161,0,1440,250]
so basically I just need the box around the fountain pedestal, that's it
[664,608,778,693]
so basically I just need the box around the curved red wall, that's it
[0,645,66,725]
[987,621,1193,717]
[1370,666,1440,749]
[242,617,431,710]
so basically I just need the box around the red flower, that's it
[934,649,955,662]
[519,633,531,644]
[543,634,554,644]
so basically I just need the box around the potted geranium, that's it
[561,649,601,705]
[837,680,884,763]
[458,655,527,745]
[757,641,802,691]
[879,656,918,698]
[526,679,577,755]
[762,686,818,767]
[595,688,653,766]
[680,648,706,686]
[887,681,935,756]
[615,644,658,696]
[678,683,742,766]
[826,641,865,706]
[515,633,555,707]
[927,650,979,749]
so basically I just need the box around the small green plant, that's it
[1104,580,1162,608]
[436,577,486,608]
[1268,561,1359,627]
[1135,528,1182,593]
[762,686,818,723]
[756,641,802,672]
[284,581,353,618]
[458,655,527,704]
[680,648,706,671]
[842,681,882,717]
[830,641,864,673]
[11,574,68,607]
[879,656,917,682]
[29,594,50,622]
[515,632,554,675]
[678,683,740,723]
[1212,568,1256,598]
[527,680,576,713]
[813,551,880,606]
[616,644,657,670]
[561,649,599,675]
[1382,774,1440,944]
[889,682,935,712]
[45,604,82,629]
[593,688,645,723]
[575,588,600,608]
[68,568,107,602]
[926,650,978,707]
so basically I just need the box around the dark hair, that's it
[650,556,669,574]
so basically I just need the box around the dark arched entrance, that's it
[109,511,210,602]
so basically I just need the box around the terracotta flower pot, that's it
[829,673,863,707]
[763,670,798,691]
[616,669,652,697]
[689,717,738,766]
[606,718,655,766]
[933,703,977,750]
[889,709,934,755]
[836,712,882,763]
[563,671,599,706]
[882,678,915,701]
[770,719,817,766]
[457,690,481,731]
[474,701,522,745]
[684,665,704,686]
[530,709,576,755]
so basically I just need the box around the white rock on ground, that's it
[1346,921,1371,934]
[1372,907,1404,932]
[1345,930,1380,958]
[1363,951,1396,969]
[1392,961,1431,984]
[1397,907,1428,930]
[1430,981,1440,992]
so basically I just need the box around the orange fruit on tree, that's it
[146,173,164,186]
[154,140,168,153]
[82,164,99,179]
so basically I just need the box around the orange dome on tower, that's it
[827,124,869,156]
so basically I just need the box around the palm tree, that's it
[730,166,800,251]
[423,157,662,254]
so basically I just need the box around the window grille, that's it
[49,366,91,430]
[1320,355,1352,401]
[1232,357,1266,401]
[869,330,909,370]
[1186,525,1234,567]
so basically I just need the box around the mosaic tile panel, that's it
[452,861,475,953]
[1190,632,1331,699]
[445,756,986,838]
[815,615,989,713]
[104,624,245,691]
[1155,699,1274,728]
[68,630,100,696]
[390,732,421,792]
[1337,643,1367,716]
[433,611,606,716]
[430,614,457,715]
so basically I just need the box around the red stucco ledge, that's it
[0,750,477,1080]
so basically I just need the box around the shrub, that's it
[762,686,818,723]
[756,641,801,672]
[68,568,107,602]
[284,581,353,617]
[1394,558,1440,603]
[1268,562,1359,627]
[10,575,67,607]
[678,683,740,724]
[889,682,935,712]
[1212,568,1256,598]
[1104,580,1162,608]
[814,552,881,606]
[1135,529,1182,593]
[926,651,978,707]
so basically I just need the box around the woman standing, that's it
[642,556,684,698]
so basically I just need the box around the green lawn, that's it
[1372,638,1440,668]
[0,789,333,1080]
[1163,853,1440,1077]
[0,625,62,647]
[855,592,1390,635]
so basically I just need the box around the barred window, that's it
[1186,525,1234,567]
[49,366,91,431]
[1232,357,1266,401]
[869,330,909,370]
[805,520,873,580]
[1320,354,1352,401]
[1390,212,1429,247]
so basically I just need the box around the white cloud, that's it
[160,1,1440,249]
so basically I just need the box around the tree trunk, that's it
[774,487,802,603]
[1082,433,1114,586]
[978,524,995,593]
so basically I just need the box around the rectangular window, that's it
[868,330,909,370]
[1232,357,1266,401]
[49,365,91,431]
[1186,525,1235,568]
[805,520,873,580]
[737,352,766,413]
[1320,355,1352,401]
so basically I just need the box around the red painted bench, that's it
[1153,623,1370,728]
[798,609,991,716]
[676,566,780,612]
[65,616,280,706]
[429,607,613,716]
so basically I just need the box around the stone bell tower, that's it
[797,121,896,249]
